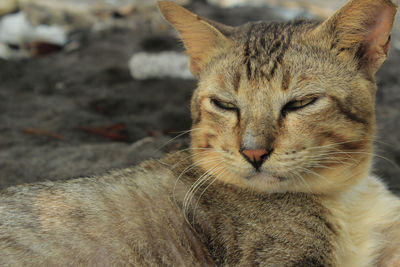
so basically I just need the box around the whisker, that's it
[304,153,359,165]
[182,162,221,209]
[290,169,312,193]
[182,163,223,224]
[183,162,222,211]
[371,137,393,147]
[171,148,226,169]
[192,167,226,225]
[157,127,206,151]
[307,139,371,150]
[316,150,397,167]
[167,128,206,135]
[296,166,329,183]
[172,148,232,206]
[306,139,396,166]
[172,156,222,205]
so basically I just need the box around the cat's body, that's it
[0,152,215,266]
[1,151,399,266]
[0,152,338,266]
[1,0,400,266]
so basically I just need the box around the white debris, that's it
[206,0,314,21]
[274,7,307,20]
[207,0,399,50]
[31,25,67,45]
[0,12,31,45]
[0,12,67,45]
[207,0,269,7]
[0,12,67,59]
[17,0,191,31]
[207,0,345,11]
[128,51,194,80]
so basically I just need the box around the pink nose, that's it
[242,149,269,162]
[241,149,272,170]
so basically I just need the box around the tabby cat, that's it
[1,0,399,266]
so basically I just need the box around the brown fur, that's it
[0,152,337,266]
[0,161,214,266]
[159,0,394,195]
[0,0,399,266]
[160,0,400,265]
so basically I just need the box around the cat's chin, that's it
[216,168,289,192]
[237,172,290,193]
[245,172,288,188]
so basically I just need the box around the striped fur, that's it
[0,0,399,266]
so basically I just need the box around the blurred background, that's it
[0,0,399,195]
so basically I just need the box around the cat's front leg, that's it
[379,251,400,267]
[379,202,400,267]
[379,231,400,267]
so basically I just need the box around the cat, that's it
[1,0,399,266]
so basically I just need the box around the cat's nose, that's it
[240,149,272,170]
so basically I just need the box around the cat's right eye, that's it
[281,97,318,114]
[211,99,238,111]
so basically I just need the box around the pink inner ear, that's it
[364,7,395,59]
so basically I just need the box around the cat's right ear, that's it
[158,1,233,77]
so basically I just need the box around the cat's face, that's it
[189,22,376,193]
[159,0,397,193]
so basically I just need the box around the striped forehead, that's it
[238,20,319,83]
[211,20,321,96]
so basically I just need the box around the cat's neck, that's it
[319,173,400,266]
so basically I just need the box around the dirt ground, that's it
[0,2,399,195]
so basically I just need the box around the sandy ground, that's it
[0,2,399,195]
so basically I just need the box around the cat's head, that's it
[159,0,397,194]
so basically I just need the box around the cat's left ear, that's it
[313,0,397,76]
[158,1,233,77]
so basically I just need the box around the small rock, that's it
[128,51,194,80]
[0,0,17,16]
[0,43,30,59]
